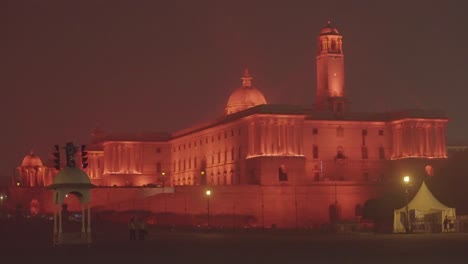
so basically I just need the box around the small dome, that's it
[21,151,43,167]
[53,167,91,185]
[320,21,340,35]
[225,69,267,115]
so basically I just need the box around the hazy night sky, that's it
[2,0,468,182]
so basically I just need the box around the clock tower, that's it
[315,21,347,115]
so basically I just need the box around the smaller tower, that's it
[314,21,347,115]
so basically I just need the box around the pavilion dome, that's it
[53,167,91,185]
[21,151,43,167]
[320,21,340,35]
[225,69,267,115]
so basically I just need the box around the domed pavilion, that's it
[47,146,95,246]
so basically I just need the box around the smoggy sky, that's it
[2,0,468,182]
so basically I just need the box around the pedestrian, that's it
[443,216,449,232]
[129,216,137,240]
[138,217,147,240]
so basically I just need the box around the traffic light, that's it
[81,145,88,169]
[53,144,60,170]
[65,142,76,167]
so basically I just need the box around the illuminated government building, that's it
[10,22,448,227]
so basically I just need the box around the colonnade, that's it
[248,118,303,157]
[103,144,143,174]
[392,121,447,158]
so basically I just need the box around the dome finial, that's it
[241,68,252,87]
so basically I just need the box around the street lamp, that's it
[161,171,166,190]
[206,190,211,228]
[0,194,6,210]
[403,176,411,233]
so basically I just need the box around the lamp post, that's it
[161,172,166,190]
[403,176,411,233]
[206,190,211,228]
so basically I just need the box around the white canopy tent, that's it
[393,181,455,233]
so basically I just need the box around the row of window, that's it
[312,172,382,182]
[312,127,384,137]
[173,147,242,173]
[173,128,242,153]
[312,145,385,159]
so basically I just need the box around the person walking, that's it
[443,215,449,232]
[129,216,137,240]
[137,217,147,240]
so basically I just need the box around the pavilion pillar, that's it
[53,203,57,244]
[58,204,63,243]
[81,204,86,237]
[87,202,92,243]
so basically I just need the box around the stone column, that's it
[435,124,443,157]
[260,119,266,155]
[285,120,290,155]
[441,124,447,157]
[248,121,255,156]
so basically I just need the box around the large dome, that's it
[53,167,91,185]
[21,151,43,167]
[225,69,267,115]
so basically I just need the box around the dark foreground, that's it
[1,219,468,264]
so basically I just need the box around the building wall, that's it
[170,117,250,186]
[6,183,381,228]
[302,120,391,182]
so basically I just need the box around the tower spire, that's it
[241,68,252,87]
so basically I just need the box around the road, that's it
[1,219,467,264]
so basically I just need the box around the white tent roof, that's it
[395,181,453,213]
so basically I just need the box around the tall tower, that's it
[314,21,346,115]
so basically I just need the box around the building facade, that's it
[10,22,448,228]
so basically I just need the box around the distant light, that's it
[206,190,211,196]
[16,182,20,186]
[0,196,3,200]
[403,176,410,183]
[161,172,166,176]
[65,194,68,198]
[201,171,205,175]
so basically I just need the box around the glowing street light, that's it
[403,175,411,233]
[206,190,211,228]
[161,171,166,190]
[0,194,6,208]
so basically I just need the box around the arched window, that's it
[329,203,340,223]
[379,146,385,159]
[313,145,319,159]
[336,146,345,159]
[278,164,288,181]
[361,146,368,159]
[331,39,337,50]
